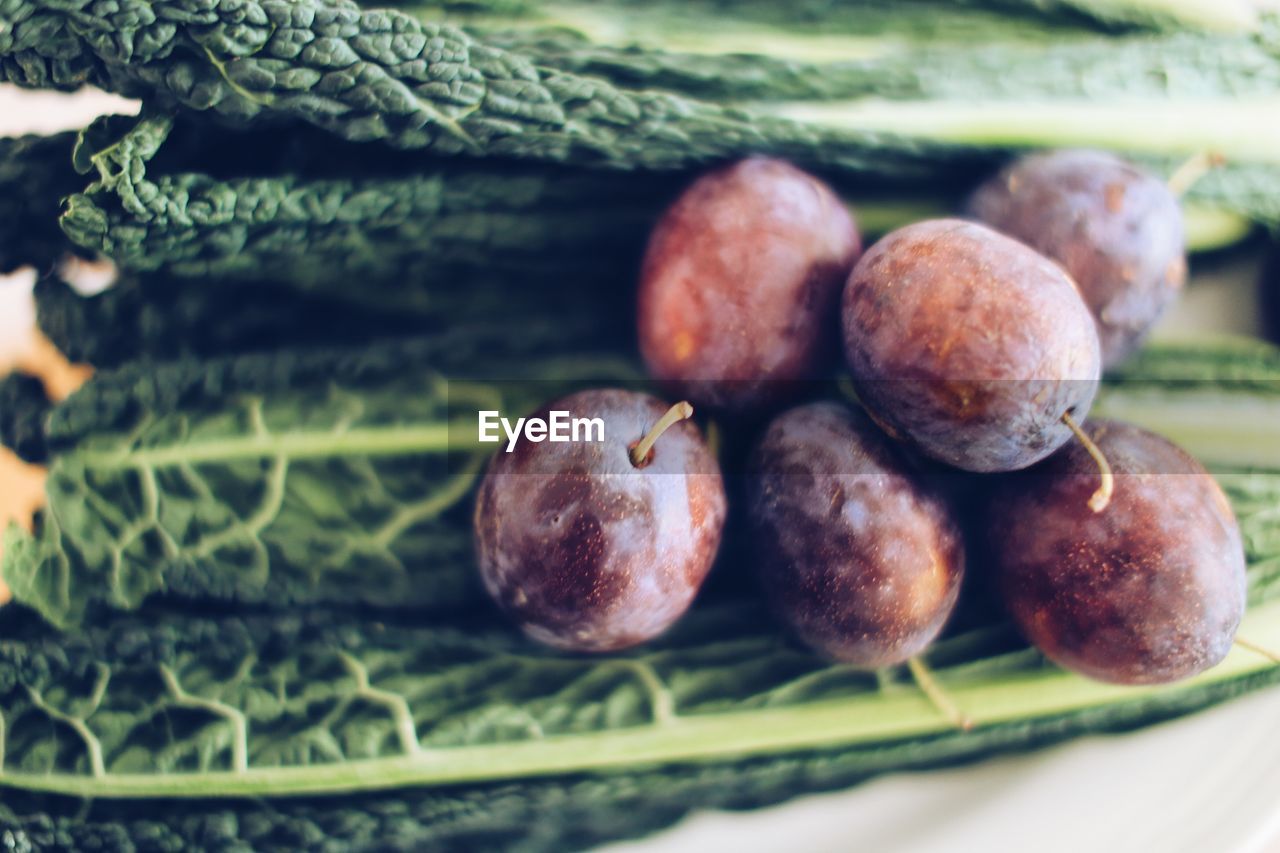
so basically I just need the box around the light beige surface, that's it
[2,82,1278,853]
[607,683,1280,853]
[0,87,138,135]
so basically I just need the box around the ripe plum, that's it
[842,218,1101,472]
[747,402,965,666]
[474,389,727,652]
[639,157,861,412]
[988,419,1246,684]
[968,149,1185,368]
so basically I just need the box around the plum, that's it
[747,402,965,667]
[473,389,727,652]
[842,218,1101,473]
[638,157,861,413]
[988,419,1246,685]
[967,149,1185,368]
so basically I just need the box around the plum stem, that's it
[1167,151,1226,198]
[1061,412,1113,513]
[1235,636,1280,664]
[906,657,973,731]
[630,401,694,468]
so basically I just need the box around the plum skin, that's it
[987,419,1246,685]
[842,218,1101,473]
[638,156,861,413]
[473,389,727,652]
[747,402,965,667]
[968,149,1186,369]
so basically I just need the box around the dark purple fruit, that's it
[843,218,1101,473]
[474,389,727,652]
[638,157,861,413]
[748,402,965,666]
[967,149,1186,368]
[988,419,1246,685]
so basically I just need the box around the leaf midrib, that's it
[4,596,1278,800]
[71,424,461,469]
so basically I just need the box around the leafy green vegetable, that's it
[464,18,1280,230]
[1267,242,1280,341]
[1094,338,1280,471]
[7,646,1274,853]
[423,0,1266,37]
[2,112,942,314]
[0,373,51,463]
[32,264,632,370]
[2,0,1269,165]
[3,601,1274,850]
[5,0,1276,243]
[42,111,1259,302]
[0,331,636,629]
[439,0,1280,102]
[3,3,1279,845]
[2,361,1280,851]
[0,343,1277,810]
[6,335,1279,632]
[1000,0,1267,31]
[0,131,83,273]
[0,0,972,175]
[32,275,424,371]
[58,113,684,310]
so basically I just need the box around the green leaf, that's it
[1,340,1279,849]
[1,580,1280,801]
[0,131,83,273]
[464,7,1280,101]
[2,333,638,628]
[56,113,680,313]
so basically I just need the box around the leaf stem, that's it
[75,424,458,469]
[3,597,1278,801]
[771,98,1280,164]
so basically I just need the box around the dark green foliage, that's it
[3,6,1275,299]
[3,3,1279,847]
[0,372,51,462]
[3,338,1280,633]
[33,265,632,370]
[58,113,682,309]
[1,550,1279,849]
[47,110,1279,301]
[36,321,628,452]
[1265,242,1279,345]
[0,131,83,273]
[473,17,1280,102]
[1107,336,1280,385]
[11,670,1280,852]
[0,0,973,175]
[0,330,638,628]
[32,275,415,371]
[0,108,679,317]
[421,0,1232,35]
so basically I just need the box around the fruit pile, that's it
[476,151,1248,689]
